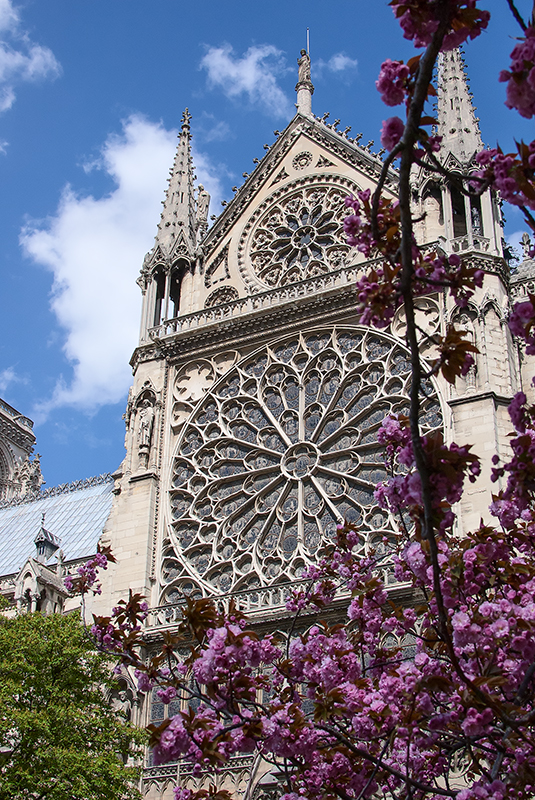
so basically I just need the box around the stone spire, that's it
[155,108,196,260]
[436,49,483,164]
[295,49,314,116]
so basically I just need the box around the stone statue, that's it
[15,454,44,499]
[297,49,311,84]
[111,687,133,721]
[137,399,155,469]
[471,205,482,235]
[196,185,210,224]
[522,231,533,259]
[138,400,154,449]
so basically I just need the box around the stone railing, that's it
[0,397,33,429]
[148,260,374,340]
[144,754,255,781]
[147,579,312,628]
[450,234,490,254]
[147,560,407,630]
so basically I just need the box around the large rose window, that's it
[162,327,443,603]
[240,180,354,288]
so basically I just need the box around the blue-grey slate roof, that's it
[0,475,114,576]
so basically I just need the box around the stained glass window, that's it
[162,327,442,602]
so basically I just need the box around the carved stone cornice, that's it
[461,252,509,287]
[304,121,398,189]
[0,414,35,453]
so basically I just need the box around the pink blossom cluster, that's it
[64,550,109,595]
[346,213,483,331]
[376,60,410,106]
[380,116,405,151]
[91,591,148,654]
[491,391,535,529]
[499,27,535,119]
[390,0,489,50]
[374,415,480,533]
[509,297,535,354]
[191,623,279,688]
[343,188,398,257]
[78,494,535,800]
[472,144,535,210]
[413,251,484,307]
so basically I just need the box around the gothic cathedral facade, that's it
[94,50,535,798]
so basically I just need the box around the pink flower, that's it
[157,686,177,704]
[380,116,405,151]
[376,59,410,106]
[500,28,535,118]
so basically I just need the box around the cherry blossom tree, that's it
[75,3,535,800]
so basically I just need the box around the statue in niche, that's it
[297,49,311,84]
[110,685,134,721]
[137,399,155,470]
[458,312,477,392]
[471,206,482,235]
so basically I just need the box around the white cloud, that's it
[0,366,25,393]
[314,52,358,82]
[200,43,292,118]
[327,53,358,73]
[0,0,60,112]
[196,112,232,143]
[0,0,19,33]
[20,115,227,419]
[21,117,175,415]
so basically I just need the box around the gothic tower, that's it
[96,49,529,798]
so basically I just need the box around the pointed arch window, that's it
[451,186,467,238]
[169,258,191,319]
[152,267,166,327]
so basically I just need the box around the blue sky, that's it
[0,0,532,489]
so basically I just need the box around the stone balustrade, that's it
[148,259,374,340]
[147,578,311,628]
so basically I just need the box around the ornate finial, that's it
[41,512,46,525]
[181,108,192,133]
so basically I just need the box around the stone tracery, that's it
[161,326,443,602]
[240,178,357,289]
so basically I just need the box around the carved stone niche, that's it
[451,308,478,396]
[109,679,136,722]
[131,383,158,474]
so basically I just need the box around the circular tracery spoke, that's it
[162,326,443,602]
